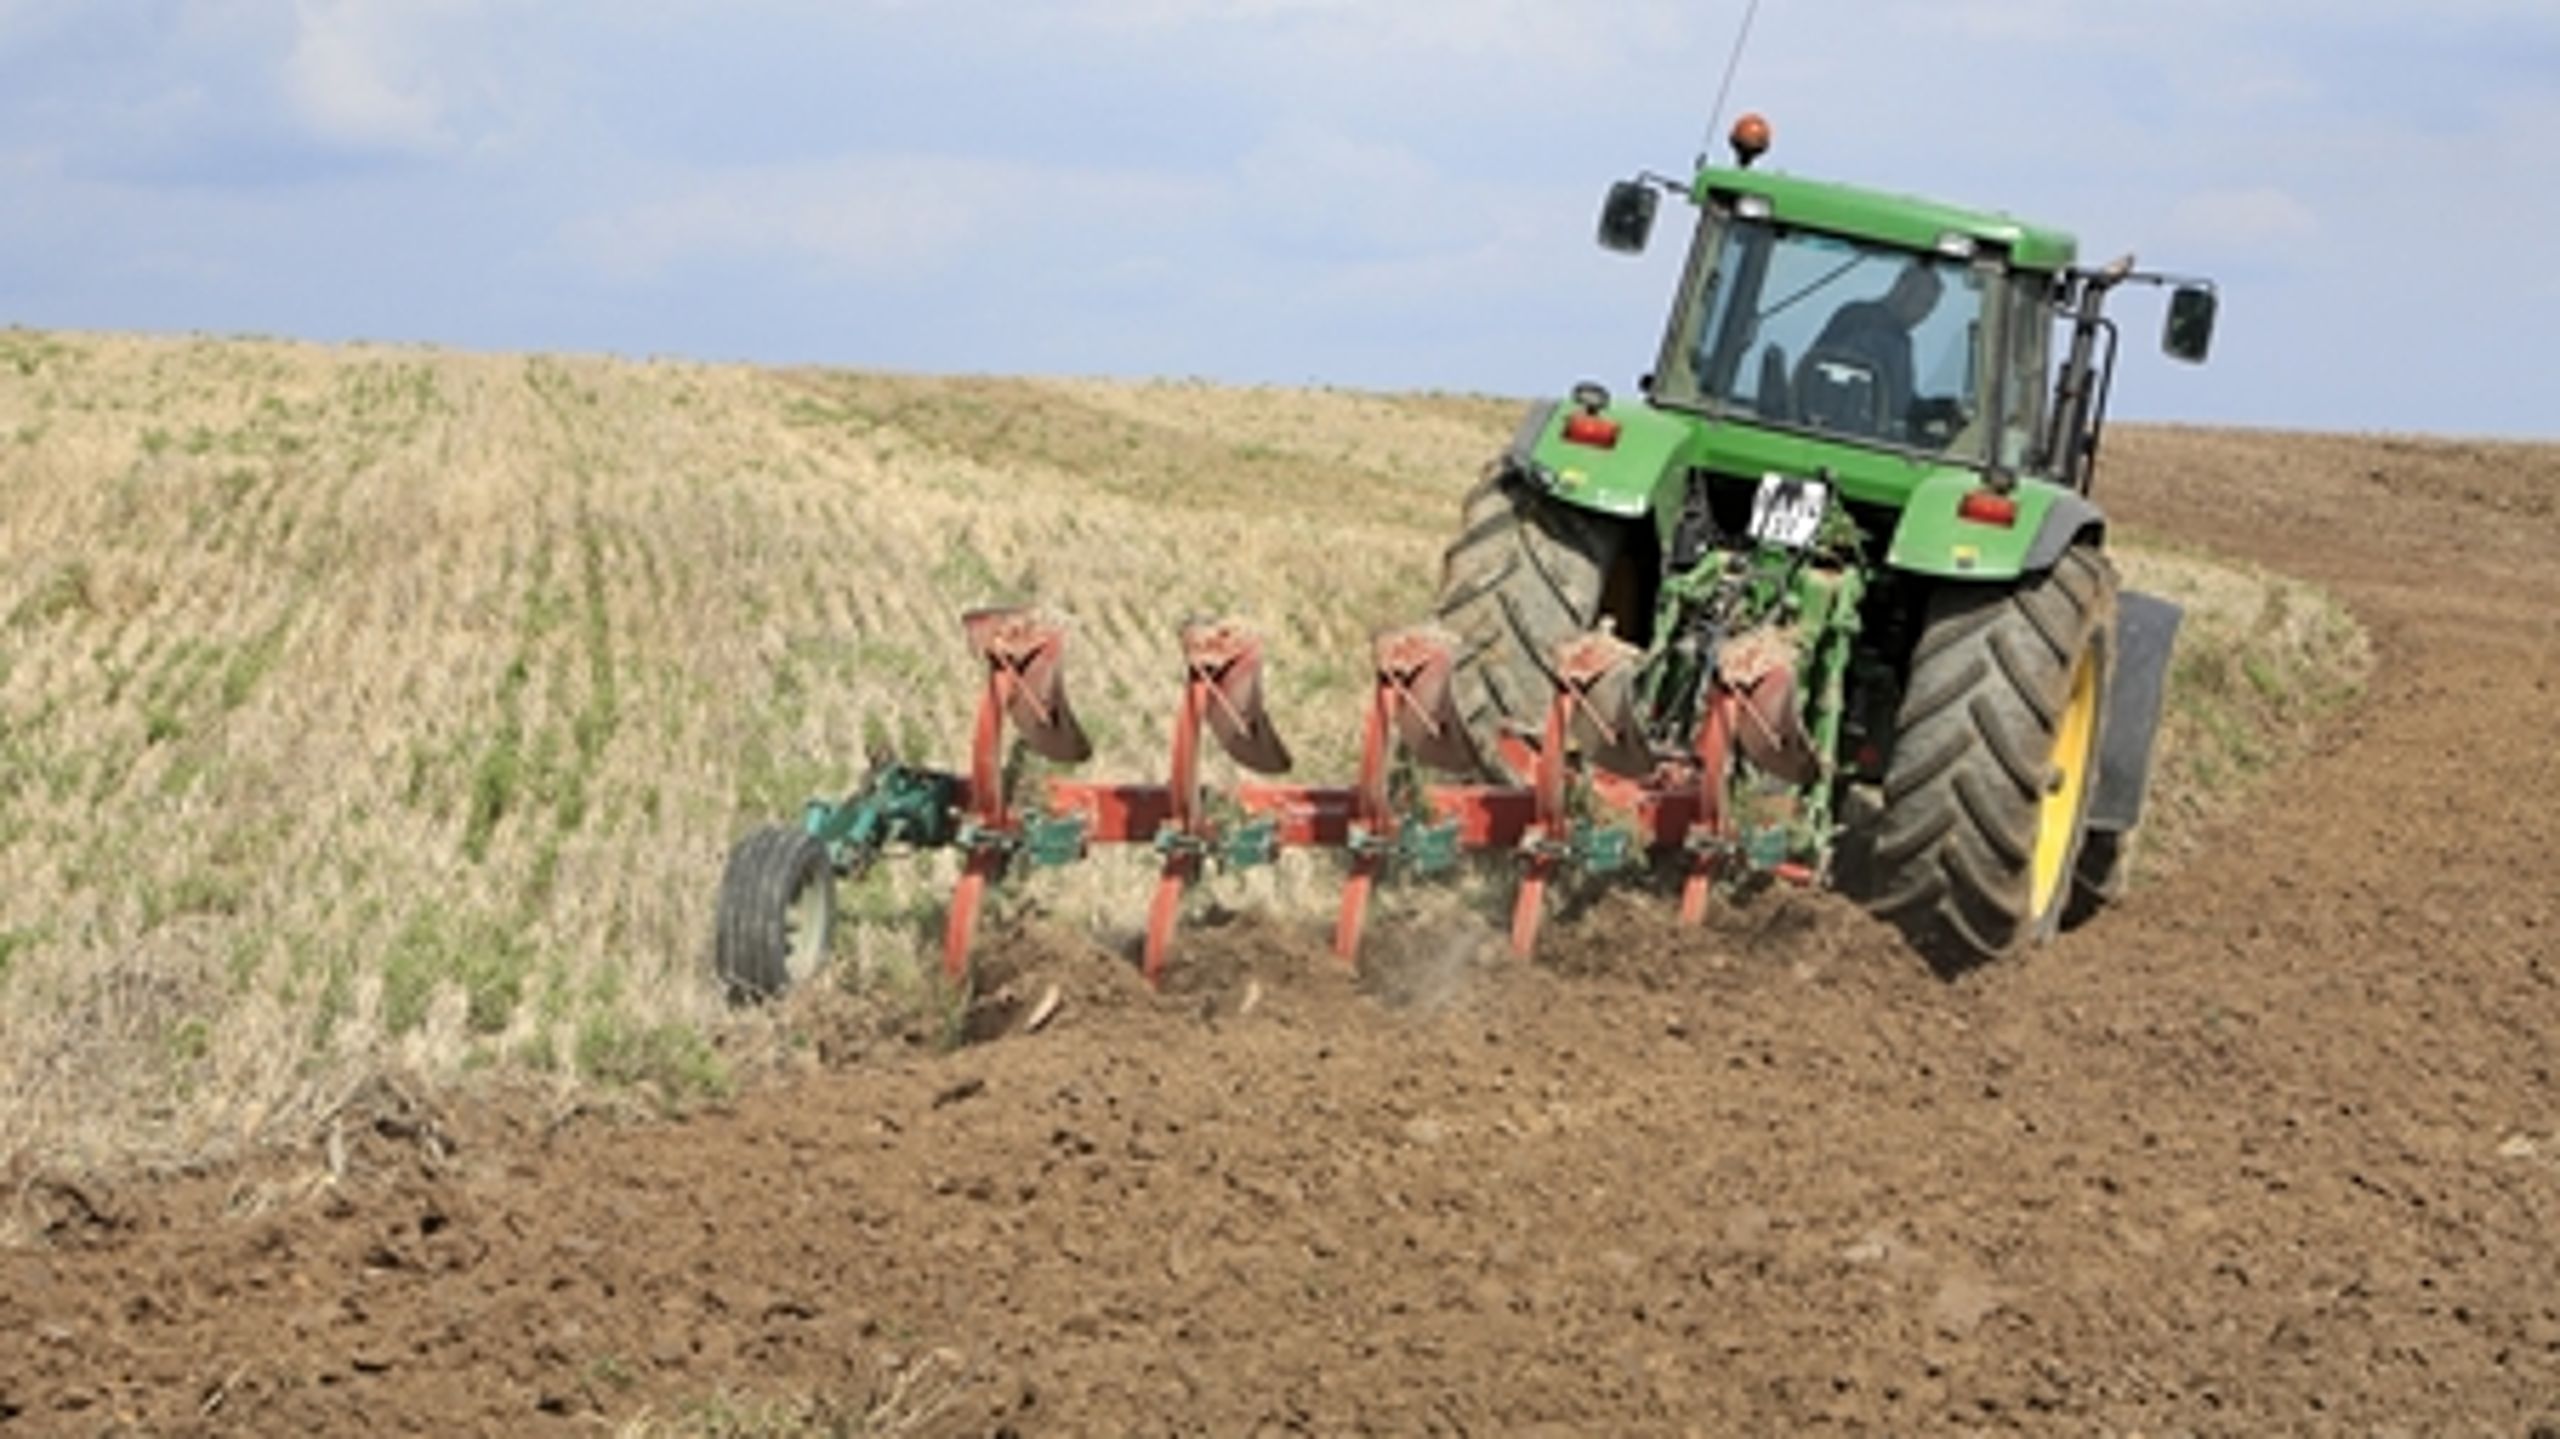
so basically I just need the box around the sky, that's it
[2,0,2555,439]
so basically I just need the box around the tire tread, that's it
[1867,547,2119,969]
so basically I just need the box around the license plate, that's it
[1748,473,1829,550]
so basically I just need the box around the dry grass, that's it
[0,331,1502,1169]
[2116,542,2372,877]
[0,327,2359,1171]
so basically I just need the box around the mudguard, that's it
[1885,472,2104,582]
[1504,397,1693,522]
[2088,589,2182,833]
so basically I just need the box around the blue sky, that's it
[3,0,2555,438]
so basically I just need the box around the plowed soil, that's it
[6,425,2558,1436]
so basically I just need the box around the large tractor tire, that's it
[1869,545,2119,969]
[1433,467,1629,768]
[715,825,836,1003]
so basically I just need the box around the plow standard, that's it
[716,114,2218,1001]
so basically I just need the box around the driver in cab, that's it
[1809,262,1940,428]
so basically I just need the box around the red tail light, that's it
[1562,413,1620,449]
[1957,490,2019,527]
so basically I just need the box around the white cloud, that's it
[564,155,1218,281]
[280,0,478,155]
[564,118,1561,297]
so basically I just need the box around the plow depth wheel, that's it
[1433,468,1628,775]
[1869,545,2119,968]
[715,825,837,1003]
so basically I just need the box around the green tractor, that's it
[710,114,2221,999]
[1430,114,2216,968]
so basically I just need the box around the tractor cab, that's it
[1656,212,2045,468]
[1599,115,2215,498]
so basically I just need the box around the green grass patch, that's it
[141,868,252,929]
[573,1013,730,1102]
[513,1030,561,1073]
[846,636,935,689]
[224,932,266,994]
[163,1014,212,1069]
[379,909,535,1038]
[305,945,359,1049]
[156,746,215,797]
[463,655,534,863]
[218,612,297,711]
[0,926,44,986]
[928,533,1004,601]
[857,712,917,764]
[556,514,621,832]
[8,561,95,629]
[836,872,943,935]
[733,734,841,826]
[2162,577,2366,794]
[0,329,69,376]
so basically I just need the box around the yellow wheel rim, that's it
[2030,648,2101,919]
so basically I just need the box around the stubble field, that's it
[13,330,2550,1437]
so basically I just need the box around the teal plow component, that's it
[802,764,962,876]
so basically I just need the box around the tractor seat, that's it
[1792,347,1890,439]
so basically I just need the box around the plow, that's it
[719,590,1826,1001]
[715,114,2219,1001]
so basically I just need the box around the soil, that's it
[7,425,2559,1435]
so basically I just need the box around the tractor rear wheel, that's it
[1433,466,1630,769]
[1869,545,2119,969]
[715,825,836,1003]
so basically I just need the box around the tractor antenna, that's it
[1697,0,1765,172]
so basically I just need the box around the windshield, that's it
[1661,216,1996,459]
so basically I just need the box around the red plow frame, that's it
[931,607,1776,987]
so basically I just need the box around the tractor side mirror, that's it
[2163,284,2217,364]
[1597,180,1658,255]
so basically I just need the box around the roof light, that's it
[1957,489,2019,528]
[1734,193,1773,220]
[1935,232,1978,260]
[1729,112,1771,169]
